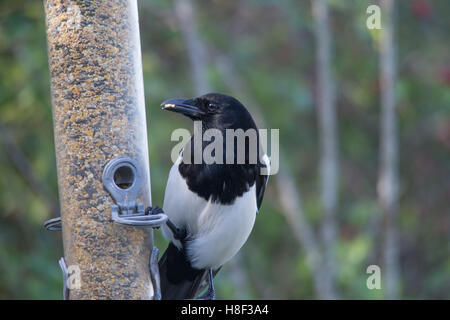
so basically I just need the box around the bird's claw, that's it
[143,206,165,229]
[145,206,164,216]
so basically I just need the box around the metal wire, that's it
[111,205,168,228]
[44,217,62,231]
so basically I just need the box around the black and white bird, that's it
[157,93,270,300]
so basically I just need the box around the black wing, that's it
[256,155,270,211]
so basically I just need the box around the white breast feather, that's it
[162,156,257,269]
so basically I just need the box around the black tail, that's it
[158,242,207,300]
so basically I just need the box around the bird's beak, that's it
[161,98,205,118]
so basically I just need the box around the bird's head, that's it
[161,93,256,131]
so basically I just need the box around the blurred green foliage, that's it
[0,0,449,299]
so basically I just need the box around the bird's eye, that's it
[208,103,218,109]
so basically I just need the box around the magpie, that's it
[157,93,270,300]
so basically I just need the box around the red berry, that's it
[411,0,432,19]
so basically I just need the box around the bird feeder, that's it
[44,0,161,299]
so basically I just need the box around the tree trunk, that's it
[312,0,339,299]
[173,0,209,95]
[45,0,153,299]
[214,54,334,299]
[378,0,400,299]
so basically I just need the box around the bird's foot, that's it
[196,269,215,300]
[145,206,164,215]
[144,206,165,229]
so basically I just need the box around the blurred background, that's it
[0,0,449,299]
